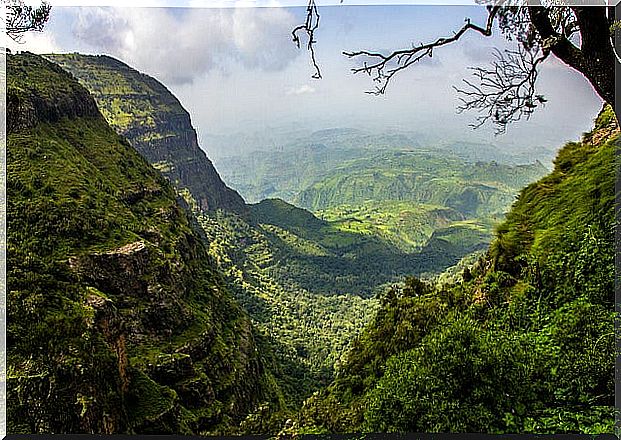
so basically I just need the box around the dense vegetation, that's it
[196,208,379,409]
[12,50,613,435]
[40,53,531,414]
[191,197,501,407]
[7,52,282,434]
[295,152,547,215]
[291,106,617,435]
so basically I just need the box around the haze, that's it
[10,3,604,159]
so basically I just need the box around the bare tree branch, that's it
[292,0,322,79]
[342,6,499,95]
[290,1,617,131]
[454,45,549,134]
[2,0,51,43]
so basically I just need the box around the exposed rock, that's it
[47,53,248,215]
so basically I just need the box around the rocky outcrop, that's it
[7,52,276,434]
[46,53,247,215]
[7,53,101,132]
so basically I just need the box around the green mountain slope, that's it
[196,208,380,410]
[215,139,548,212]
[38,53,503,416]
[316,201,474,253]
[7,53,280,435]
[248,198,493,294]
[295,152,547,216]
[190,197,492,410]
[216,144,547,279]
[217,143,364,203]
[294,106,616,435]
[45,53,246,215]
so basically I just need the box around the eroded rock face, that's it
[65,231,270,433]
[46,53,247,215]
[7,53,274,435]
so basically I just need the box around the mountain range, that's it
[7,50,615,435]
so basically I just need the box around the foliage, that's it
[193,195,508,412]
[363,318,543,433]
[295,106,617,435]
[196,208,380,408]
[7,52,282,434]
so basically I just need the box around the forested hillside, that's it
[7,0,617,432]
[14,48,612,436]
[215,141,548,211]
[295,152,547,215]
[292,106,617,435]
[7,52,282,434]
[191,197,489,407]
[39,53,526,412]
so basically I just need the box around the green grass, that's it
[316,201,467,252]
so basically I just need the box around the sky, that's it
[7,3,605,159]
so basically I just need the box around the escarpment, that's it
[7,52,278,434]
[46,53,247,215]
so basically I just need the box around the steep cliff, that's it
[7,52,277,434]
[46,53,246,215]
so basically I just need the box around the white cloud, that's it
[5,30,61,54]
[69,6,300,84]
[286,84,315,95]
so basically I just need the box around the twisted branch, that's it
[454,46,549,134]
[343,6,499,95]
[292,0,322,79]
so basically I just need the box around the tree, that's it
[3,0,51,43]
[293,1,618,134]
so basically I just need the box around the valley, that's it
[50,52,551,410]
[7,49,615,436]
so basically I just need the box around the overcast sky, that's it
[9,3,604,158]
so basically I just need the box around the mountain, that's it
[11,48,611,436]
[215,142,548,212]
[7,52,280,434]
[195,207,380,411]
[45,53,246,215]
[293,106,617,435]
[294,151,548,215]
[189,196,493,408]
[215,144,365,203]
[38,53,498,408]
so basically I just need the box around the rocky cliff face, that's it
[7,52,276,434]
[46,53,247,215]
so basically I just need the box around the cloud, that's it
[462,44,494,63]
[286,84,315,95]
[5,30,61,54]
[70,6,300,84]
